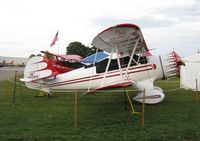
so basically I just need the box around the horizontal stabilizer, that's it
[19,78,32,82]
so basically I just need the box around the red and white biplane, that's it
[21,24,181,104]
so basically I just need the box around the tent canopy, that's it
[180,54,200,91]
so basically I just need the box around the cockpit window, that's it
[95,55,148,74]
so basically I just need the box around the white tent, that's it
[180,54,200,91]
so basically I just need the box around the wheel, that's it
[47,92,52,97]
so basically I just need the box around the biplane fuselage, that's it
[21,23,180,104]
[40,56,163,90]
[24,51,179,104]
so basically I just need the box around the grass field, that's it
[0,79,200,141]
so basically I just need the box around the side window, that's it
[96,59,119,73]
[96,59,108,73]
[96,55,148,74]
[139,56,148,64]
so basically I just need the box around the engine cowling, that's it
[160,51,181,79]
[132,51,181,104]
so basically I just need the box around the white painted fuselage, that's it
[25,54,176,92]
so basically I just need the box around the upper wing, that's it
[92,23,149,55]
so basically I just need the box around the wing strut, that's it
[116,47,123,80]
[101,49,114,87]
[124,37,140,79]
[87,48,99,92]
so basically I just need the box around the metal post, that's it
[66,95,68,126]
[13,71,17,105]
[6,80,8,102]
[20,83,24,104]
[141,88,145,126]
[74,91,78,128]
[196,79,198,104]
[124,87,127,111]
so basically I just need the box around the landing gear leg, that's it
[124,88,140,115]
[47,92,52,97]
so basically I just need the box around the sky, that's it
[0,0,199,58]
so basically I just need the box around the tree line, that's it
[29,41,102,58]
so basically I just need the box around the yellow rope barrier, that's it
[124,87,146,126]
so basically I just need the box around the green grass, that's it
[0,79,200,141]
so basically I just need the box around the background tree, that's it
[66,41,102,58]
[29,54,35,59]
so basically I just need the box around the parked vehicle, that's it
[0,59,4,67]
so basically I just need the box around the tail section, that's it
[21,56,59,82]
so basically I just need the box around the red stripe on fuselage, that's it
[46,65,155,88]
[46,64,154,87]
